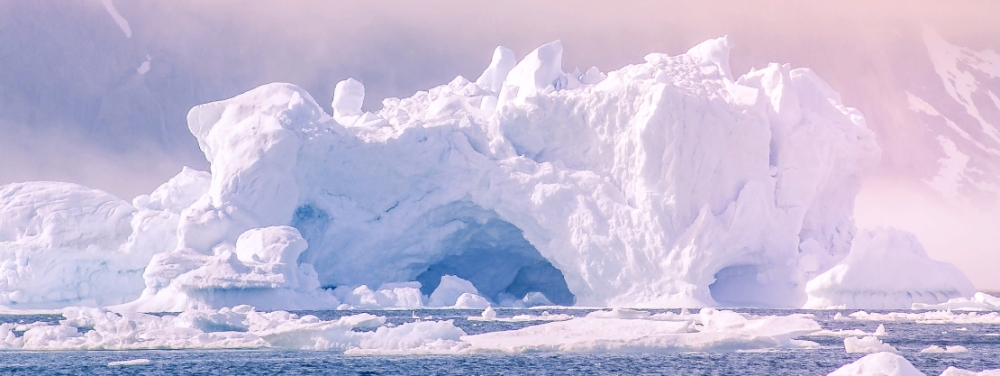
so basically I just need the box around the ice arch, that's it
[410,203,574,306]
[292,200,575,306]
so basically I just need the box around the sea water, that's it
[1,309,998,375]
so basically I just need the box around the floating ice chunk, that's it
[108,359,150,366]
[476,47,516,93]
[805,228,975,309]
[586,308,651,319]
[455,293,490,309]
[346,320,468,355]
[469,310,573,323]
[844,336,899,354]
[463,309,819,353]
[2,305,466,352]
[920,345,968,354]
[428,275,481,307]
[844,310,1000,325]
[913,292,1000,311]
[826,352,924,376]
[812,324,887,338]
[334,283,425,309]
[940,367,1000,376]
[481,306,496,318]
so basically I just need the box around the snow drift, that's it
[0,37,975,310]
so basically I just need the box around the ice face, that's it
[0,182,143,307]
[0,37,977,310]
[475,47,516,93]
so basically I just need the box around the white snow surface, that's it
[0,37,975,310]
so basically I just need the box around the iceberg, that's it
[0,37,975,310]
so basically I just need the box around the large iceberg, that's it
[0,37,975,310]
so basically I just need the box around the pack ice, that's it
[0,37,976,311]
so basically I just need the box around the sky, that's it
[1,0,999,288]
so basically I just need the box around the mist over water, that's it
[1,0,999,287]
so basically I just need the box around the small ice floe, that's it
[108,359,150,366]
[841,310,1000,325]
[843,336,898,354]
[468,307,572,322]
[811,324,887,338]
[920,345,969,354]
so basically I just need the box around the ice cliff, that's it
[0,37,975,311]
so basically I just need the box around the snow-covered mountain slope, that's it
[0,38,975,310]
[908,29,1000,201]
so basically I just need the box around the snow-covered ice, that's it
[0,37,976,311]
[913,292,1000,311]
[811,324,887,338]
[467,308,573,322]
[0,306,824,354]
[108,359,151,366]
[920,345,969,354]
[827,352,924,376]
[940,368,1000,376]
[828,352,1000,376]
[844,335,899,354]
[839,310,1000,325]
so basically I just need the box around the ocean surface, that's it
[0,308,998,375]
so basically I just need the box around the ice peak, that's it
[333,78,365,118]
[476,46,516,93]
[685,35,733,80]
[498,40,567,107]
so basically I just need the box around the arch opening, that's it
[414,214,575,306]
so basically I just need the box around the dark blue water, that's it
[1,309,998,375]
